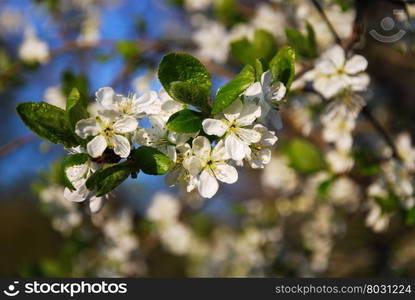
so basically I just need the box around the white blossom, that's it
[244,70,286,129]
[246,124,278,169]
[202,100,261,161]
[44,85,66,109]
[193,22,229,64]
[18,27,49,64]
[186,136,238,198]
[302,45,369,99]
[76,110,137,158]
[95,87,158,117]
[146,192,181,224]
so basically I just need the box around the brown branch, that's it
[0,134,37,159]
[310,0,342,45]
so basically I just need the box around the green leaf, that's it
[212,65,255,114]
[167,109,203,133]
[254,59,264,81]
[213,0,245,26]
[306,23,318,58]
[270,46,296,90]
[61,71,88,97]
[158,53,211,104]
[169,81,211,113]
[116,40,140,60]
[62,153,89,191]
[86,162,133,197]
[65,88,89,135]
[16,102,78,147]
[284,138,326,174]
[131,146,173,175]
[374,191,400,213]
[406,207,415,226]
[230,29,277,66]
[285,25,317,59]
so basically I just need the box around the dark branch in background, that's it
[342,0,368,52]
[0,134,37,159]
[361,106,400,159]
[310,0,342,44]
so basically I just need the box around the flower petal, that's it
[237,127,261,144]
[87,135,107,158]
[324,45,345,68]
[214,163,238,184]
[261,70,273,87]
[225,133,246,161]
[198,170,219,198]
[95,87,115,108]
[344,55,368,75]
[212,139,230,161]
[113,116,138,133]
[192,136,211,160]
[223,99,243,121]
[75,118,100,139]
[202,119,227,137]
[237,101,261,126]
[110,134,131,158]
[243,82,262,100]
[89,196,106,213]
[187,156,205,176]
[64,183,89,202]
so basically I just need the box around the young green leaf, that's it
[131,146,173,175]
[86,162,133,197]
[158,53,211,103]
[61,71,88,97]
[270,46,296,91]
[166,109,203,133]
[61,153,90,191]
[213,0,245,26]
[230,29,277,66]
[16,102,78,147]
[66,88,89,134]
[284,138,326,174]
[169,81,211,113]
[212,65,255,114]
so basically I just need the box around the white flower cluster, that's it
[294,46,370,174]
[63,71,284,209]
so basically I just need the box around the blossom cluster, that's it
[59,66,285,211]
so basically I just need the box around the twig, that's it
[0,134,37,159]
[310,0,342,45]
[361,106,400,159]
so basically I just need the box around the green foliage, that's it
[317,176,337,200]
[65,88,89,141]
[212,65,255,114]
[374,191,400,213]
[169,81,211,113]
[406,207,415,226]
[61,71,88,97]
[116,40,141,61]
[16,102,78,147]
[86,162,133,197]
[132,146,173,175]
[158,53,211,108]
[167,109,203,133]
[284,138,326,174]
[61,153,89,191]
[231,29,277,66]
[285,23,317,59]
[269,46,296,91]
[214,0,245,26]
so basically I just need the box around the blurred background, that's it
[1,0,415,277]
